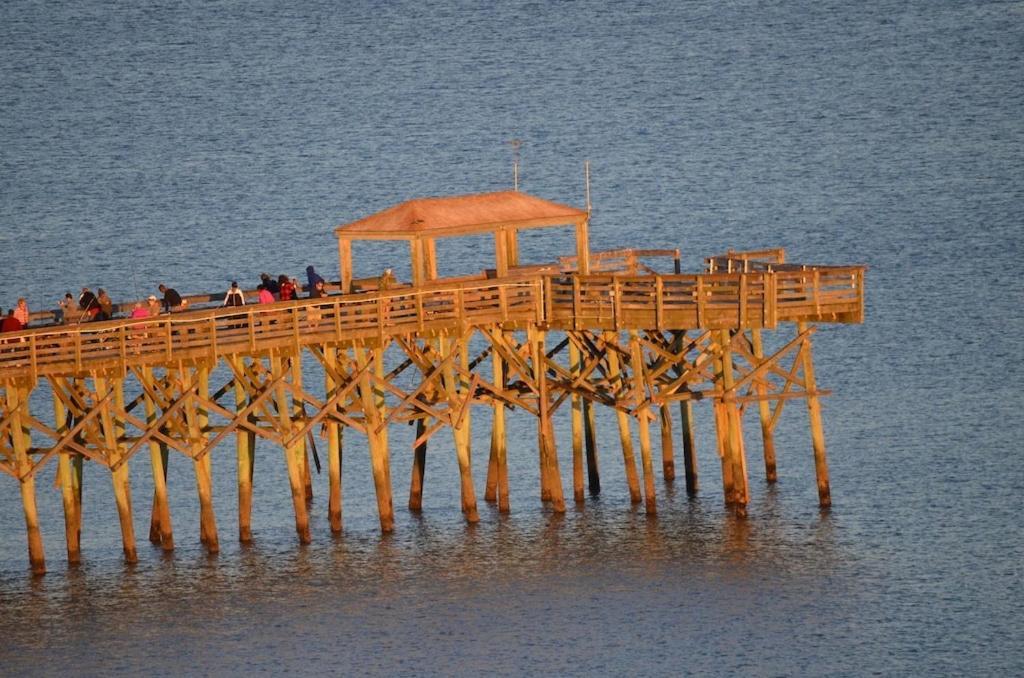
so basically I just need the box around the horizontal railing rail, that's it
[0,266,864,380]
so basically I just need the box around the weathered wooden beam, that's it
[798,322,831,507]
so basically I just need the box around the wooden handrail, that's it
[0,267,865,379]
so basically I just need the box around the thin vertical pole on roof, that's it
[585,160,592,213]
[509,139,522,191]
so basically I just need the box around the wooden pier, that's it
[0,191,865,574]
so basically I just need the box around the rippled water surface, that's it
[2,0,1022,675]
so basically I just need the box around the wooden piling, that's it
[445,335,479,522]
[719,330,749,513]
[409,416,427,511]
[750,328,778,483]
[95,376,137,564]
[679,399,698,495]
[142,366,173,550]
[53,394,82,564]
[487,335,510,512]
[659,403,676,482]
[231,356,254,542]
[583,398,600,496]
[324,347,343,532]
[354,345,394,533]
[605,332,641,504]
[533,328,565,512]
[569,339,585,502]
[8,383,46,574]
[272,352,312,543]
[630,332,657,515]
[798,322,831,507]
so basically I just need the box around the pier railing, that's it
[0,267,864,380]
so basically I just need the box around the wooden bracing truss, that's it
[0,321,832,574]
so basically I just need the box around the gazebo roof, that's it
[334,190,588,241]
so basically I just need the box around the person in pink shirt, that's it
[258,284,275,304]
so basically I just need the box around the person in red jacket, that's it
[1,309,24,333]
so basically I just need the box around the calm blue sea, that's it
[1,0,1022,675]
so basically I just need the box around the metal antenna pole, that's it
[584,160,592,212]
[508,139,522,191]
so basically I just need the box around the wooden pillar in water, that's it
[629,332,657,515]
[445,334,479,523]
[671,331,698,494]
[679,398,699,495]
[719,330,749,513]
[533,327,565,512]
[659,403,676,482]
[324,347,344,532]
[712,352,736,506]
[96,375,137,564]
[569,339,585,503]
[187,364,219,552]
[604,331,641,504]
[485,333,510,512]
[53,391,82,564]
[272,352,312,542]
[290,356,313,502]
[583,398,600,496]
[750,328,778,483]
[354,345,394,533]
[141,367,173,550]
[8,383,46,574]
[409,416,427,511]
[798,322,831,507]
[231,356,254,542]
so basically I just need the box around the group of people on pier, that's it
[2,265,332,331]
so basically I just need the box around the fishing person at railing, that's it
[57,292,75,324]
[306,265,325,297]
[158,284,186,313]
[78,287,101,322]
[96,289,114,321]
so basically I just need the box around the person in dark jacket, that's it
[158,284,183,312]
[306,265,325,296]
[260,273,280,298]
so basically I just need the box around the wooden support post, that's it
[8,383,46,574]
[719,330,749,513]
[583,398,600,496]
[487,330,510,512]
[142,367,173,550]
[324,348,343,532]
[712,399,734,504]
[630,332,657,515]
[659,403,676,482]
[750,328,778,483]
[52,391,82,564]
[533,327,565,512]
[354,345,394,533]
[188,365,219,552]
[291,356,313,502]
[96,376,137,564]
[272,352,312,543]
[445,335,479,523]
[604,332,641,504]
[672,331,699,495]
[569,339,585,503]
[679,399,698,495]
[798,322,831,507]
[409,417,427,511]
[231,357,254,542]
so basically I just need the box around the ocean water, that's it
[1,0,1022,675]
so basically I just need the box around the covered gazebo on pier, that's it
[334,190,592,289]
